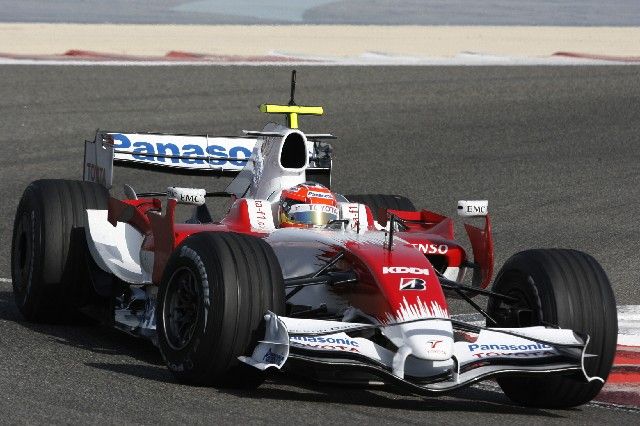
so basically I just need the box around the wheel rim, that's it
[12,212,33,295]
[163,266,201,351]
[492,272,542,328]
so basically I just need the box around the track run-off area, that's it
[0,65,639,423]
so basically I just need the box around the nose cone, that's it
[403,320,454,361]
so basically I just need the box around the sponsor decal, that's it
[290,336,359,346]
[466,205,486,214]
[461,204,488,215]
[290,336,360,353]
[412,243,449,255]
[111,133,252,167]
[290,342,360,353]
[85,163,106,185]
[307,190,334,199]
[249,200,273,230]
[289,203,338,215]
[167,187,205,205]
[467,342,556,359]
[470,350,556,359]
[347,204,361,232]
[262,348,285,365]
[457,200,489,217]
[399,278,426,291]
[179,194,200,204]
[425,339,448,356]
[319,205,338,214]
[383,266,429,275]
[426,339,443,349]
[468,343,552,351]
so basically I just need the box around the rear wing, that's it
[83,130,333,189]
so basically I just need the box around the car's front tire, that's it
[157,232,285,388]
[487,249,617,408]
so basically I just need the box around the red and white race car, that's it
[11,72,617,408]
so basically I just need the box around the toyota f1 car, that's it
[11,72,617,408]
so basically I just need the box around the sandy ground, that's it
[0,23,639,57]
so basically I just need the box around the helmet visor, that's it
[286,204,339,226]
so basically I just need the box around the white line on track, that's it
[0,278,11,283]
[618,305,640,346]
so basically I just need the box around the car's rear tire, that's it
[157,232,285,388]
[11,179,109,322]
[486,249,617,408]
[344,194,416,222]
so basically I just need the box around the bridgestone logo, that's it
[383,266,429,275]
[399,278,427,291]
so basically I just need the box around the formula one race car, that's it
[11,72,617,408]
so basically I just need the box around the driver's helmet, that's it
[278,183,339,228]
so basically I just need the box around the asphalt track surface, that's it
[0,66,639,423]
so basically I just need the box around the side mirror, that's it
[167,187,206,206]
[123,184,138,200]
[457,200,488,217]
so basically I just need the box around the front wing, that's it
[239,313,603,395]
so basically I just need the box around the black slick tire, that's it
[11,179,109,322]
[486,249,617,408]
[156,232,285,388]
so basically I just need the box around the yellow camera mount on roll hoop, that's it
[259,70,323,129]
